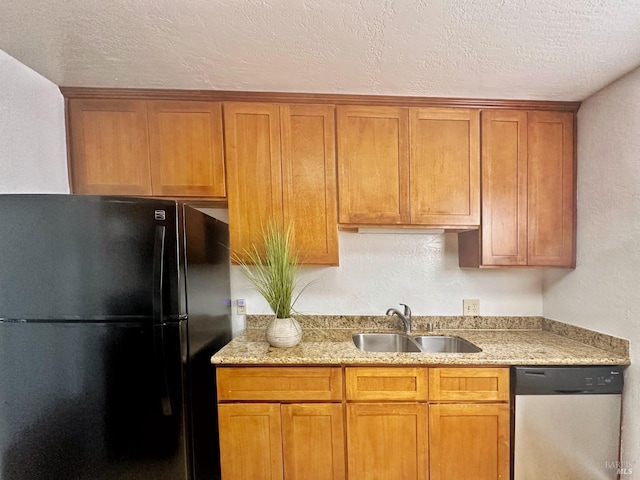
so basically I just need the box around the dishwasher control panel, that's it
[513,366,624,395]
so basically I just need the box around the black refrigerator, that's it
[0,194,232,480]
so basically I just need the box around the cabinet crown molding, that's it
[60,87,581,112]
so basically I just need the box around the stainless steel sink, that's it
[352,333,482,353]
[352,333,421,352]
[412,335,482,353]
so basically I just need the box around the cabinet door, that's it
[429,404,510,480]
[409,108,480,226]
[218,403,283,480]
[224,102,283,261]
[480,110,528,266]
[67,99,151,195]
[282,404,345,480]
[346,403,428,480]
[147,101,225,197]
[527,111,575,267]
[337,106,410,224]
[281,104,339,265]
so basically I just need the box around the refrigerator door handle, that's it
[153,325,173,416]
[152,225,173,416]
[152,225,166,324]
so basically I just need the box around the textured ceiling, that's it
[2,0,640,100]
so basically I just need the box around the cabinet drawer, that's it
[429,367,509,402]
[217,367,343,401]
[346,367,428,401]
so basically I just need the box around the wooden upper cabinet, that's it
[527,111,575,266]
[337,106,410,224]
[478,110,529,266]
[224,102,339,265]
[224,102,283,261]
[281,104,339,265]
[67,98,226,198]
[147,101,225,197]
[409,108,480,226]
[67,99,152,195]
[337,105,480,227]
[459,109,575,267]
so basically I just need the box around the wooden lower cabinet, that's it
[218,402,345,480]
[218,403,283,480]
[428,367,510,479]
[429,403,510,480]
[346,403,428,480]
[217,366,510,480]
[282,404,346,480]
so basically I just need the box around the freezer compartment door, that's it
[514,394,622,480]
[0,195,180,321]
[0,321,188,480]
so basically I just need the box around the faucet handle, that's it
[399,303,411,318]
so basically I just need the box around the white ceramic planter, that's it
[265,317,302,348]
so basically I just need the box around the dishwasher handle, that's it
[553,389,596,394]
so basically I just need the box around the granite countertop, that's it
[211,315,630,367]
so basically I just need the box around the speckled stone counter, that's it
[211,316,630,366]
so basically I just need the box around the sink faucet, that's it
[386,303,412,334]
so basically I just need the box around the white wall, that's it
[0,49,68,193]
[543,66,640,466]
[231,230,543,332]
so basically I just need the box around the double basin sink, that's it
[352,333,481,353]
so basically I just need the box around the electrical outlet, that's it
[236,299,247,315]
[463,299,480,316]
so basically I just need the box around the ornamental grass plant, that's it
[236,221,311,319]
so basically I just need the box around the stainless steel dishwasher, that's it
[513,366,624,480]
